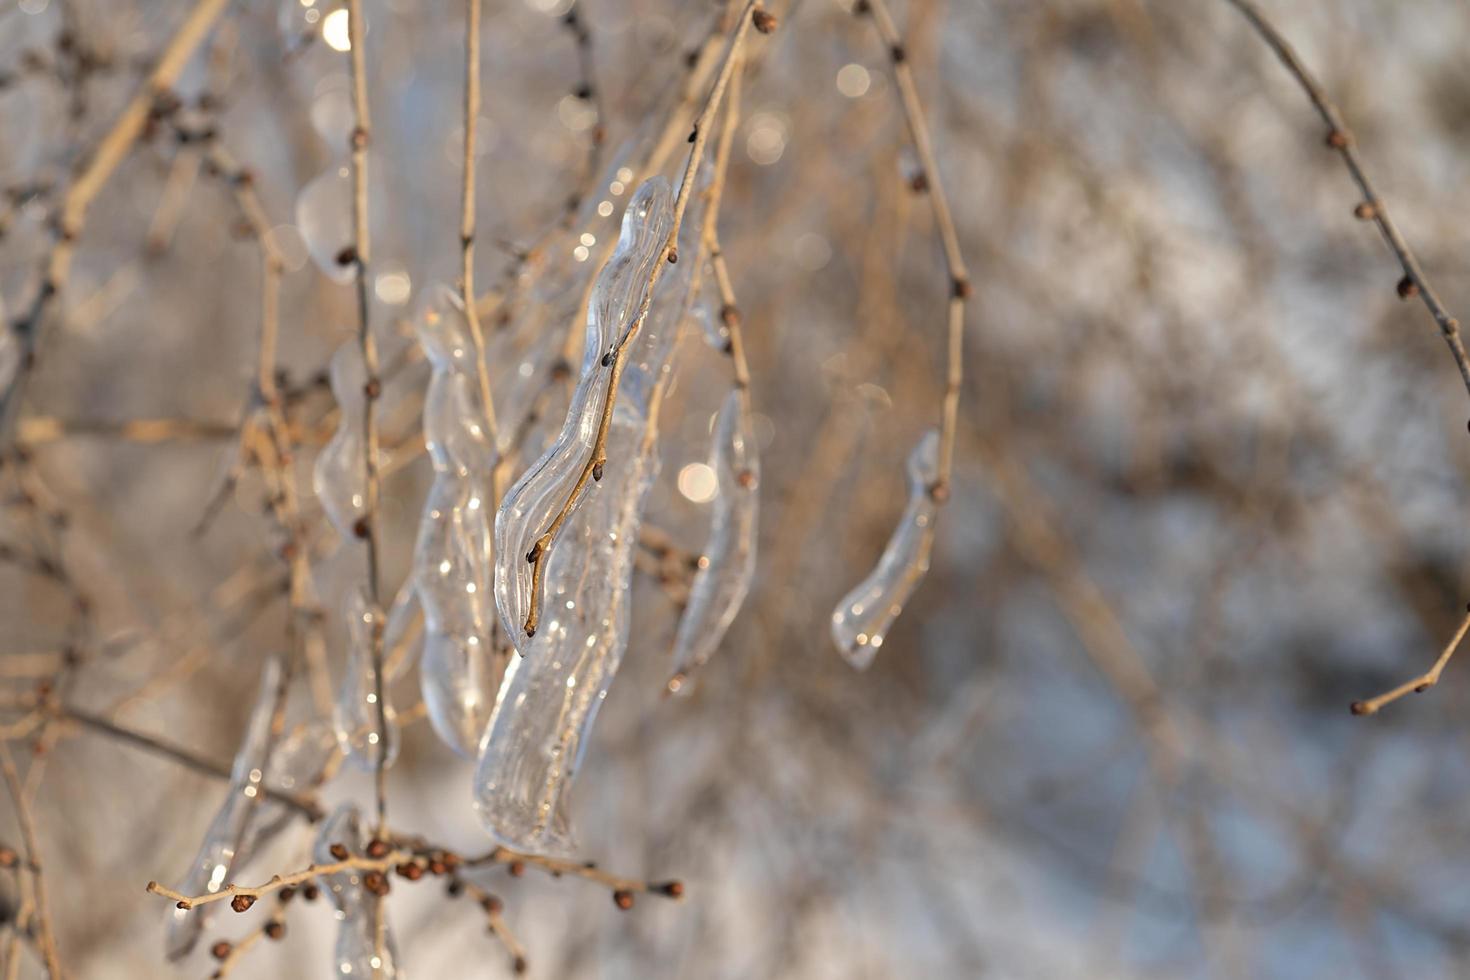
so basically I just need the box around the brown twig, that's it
[1351,609,1470,717]
[55,705,323,820]
[857,0,970,502]
[1221,0,1470,401]
[343,0,390,839]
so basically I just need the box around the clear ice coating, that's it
[313,341,369,540]
[313,803,404,980]
[830,429,941,670]
[411,285,501,757]
[473,178,708,855]
[296,164,357,285]
[690,266,728,350]
[333,586,398,770]
[668,389,760,693]
[492,176,674,650]
[164,658,282,961]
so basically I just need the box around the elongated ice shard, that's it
[333,586,398,770]
[410,286,500,756]
[474,442,658,855]
[668,389,760,693]
[313,342,369,539]
[164,658,282,961]
[690,267,728,350]
[313,804,403,980]
[474,178,706,855]
[830,430,940,669]
[493,177,673,650]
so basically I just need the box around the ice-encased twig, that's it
[830,429,940,670]
[313,803,403,979]
[411,285,501,757]
[164,657,283,961]
[313,341,369,539]
[334,585,399,770]
[667,388,759,694]
[492,177,674,652]
[472,178,707,855]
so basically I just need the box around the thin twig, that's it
[55,706,322,820]
[1221,0,1470,401]
[344,0,390,839]
[858,0,970,501]
[1351,609,1470,717]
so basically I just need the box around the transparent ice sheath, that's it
[313,803,403,979]
[411,285,500,757]
[333,585,398,770]
[830,429,940,670]
[473,178,707,855]
[164,658,282,961]
[313,341,368,539]
[668,388,760,693]
[492,176,673,651]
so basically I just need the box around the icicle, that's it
[690,264,728,350]
[473,441,658,855]
[492,176,673,650]
[312,342,369,539]
[295,165,357,285]
[164,658,283,961]
[473,180,707,855]
[313,804,404,979]
[411,285,499,757]
[333,586,398,770]
[830,430,940,669]
[667,389,759,694]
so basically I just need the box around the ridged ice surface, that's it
[473,177,707,855]
[312,341,369,539]
[668,388,760,693]
[333,586,398,770]
[313,803,403,979]
[164,658,282,961]
[830,430,940,670]
[410,285,500,757]
[492,177,673,651]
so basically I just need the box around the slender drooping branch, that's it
[1351,609,1470,717]
[703,56,752,394]
[522,1,770,637]
[1221,0,1470,401]
[461,0,500,456]
[342,0,391,841]
[858,0,970,501]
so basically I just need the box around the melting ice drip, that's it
[830,429,940,670]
